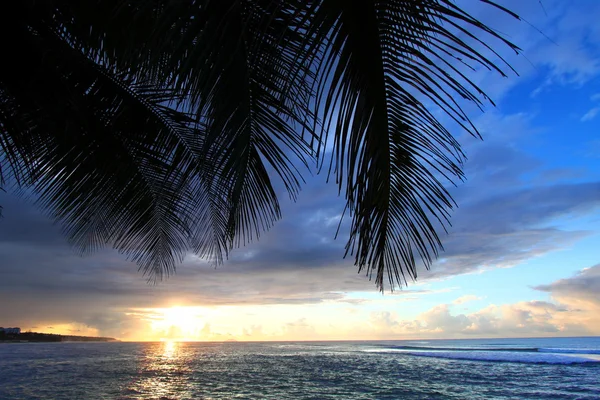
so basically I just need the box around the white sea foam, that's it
[363,348,600,364]
[539,347,600,355]
[411,351,598,364]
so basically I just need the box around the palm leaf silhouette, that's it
[0,1,519,290]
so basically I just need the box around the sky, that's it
[1,0,599,341]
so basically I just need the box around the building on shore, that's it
[0,327,21,335]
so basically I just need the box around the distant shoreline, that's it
[0,332,118,343]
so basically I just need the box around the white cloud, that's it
[457,0,600,99]
[368,298,597,338]
[365,264,600,338]
[581,107,600,122]
[581,92,600,122]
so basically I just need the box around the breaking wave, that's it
[363,344,600,365]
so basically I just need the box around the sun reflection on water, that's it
[162,340,177,359]
[122,341,193,399]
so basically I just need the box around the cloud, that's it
[581,92,600,121]
[424,113,600,279]
[522,0,600,92]
[534,264,600,305]
[581,107,600,122]
[364,265,600,338]
[282,318,317,338]
[0,193,68,246]
[42,323,100,337]
[453,0,600,100]
[368,299,597,338]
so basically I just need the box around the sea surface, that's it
[1,337,599,399]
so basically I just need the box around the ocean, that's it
[1,337,599,399]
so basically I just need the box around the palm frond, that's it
[0,0,521,290]
[306,0,519,290]
[1,7,217,279]
[160,0,317,246]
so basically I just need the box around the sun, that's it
[149,306,209,340]
[162,307,198,328]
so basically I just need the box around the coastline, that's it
[0,332,118,343]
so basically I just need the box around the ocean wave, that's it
[363,348,600,365]
[403,351,599,365]
[373,344,600,355]
[380,345,540,353]
[539,348,600,355]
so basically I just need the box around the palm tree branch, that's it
[309,0,519,290]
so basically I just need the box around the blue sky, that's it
[0,0,599,341]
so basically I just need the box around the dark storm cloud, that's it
[0,192,67,246]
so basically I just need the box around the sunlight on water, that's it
[124,341,194,399]
[162,340,177,359]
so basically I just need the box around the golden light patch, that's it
[145,306,214,341]
[34,323,100,337]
